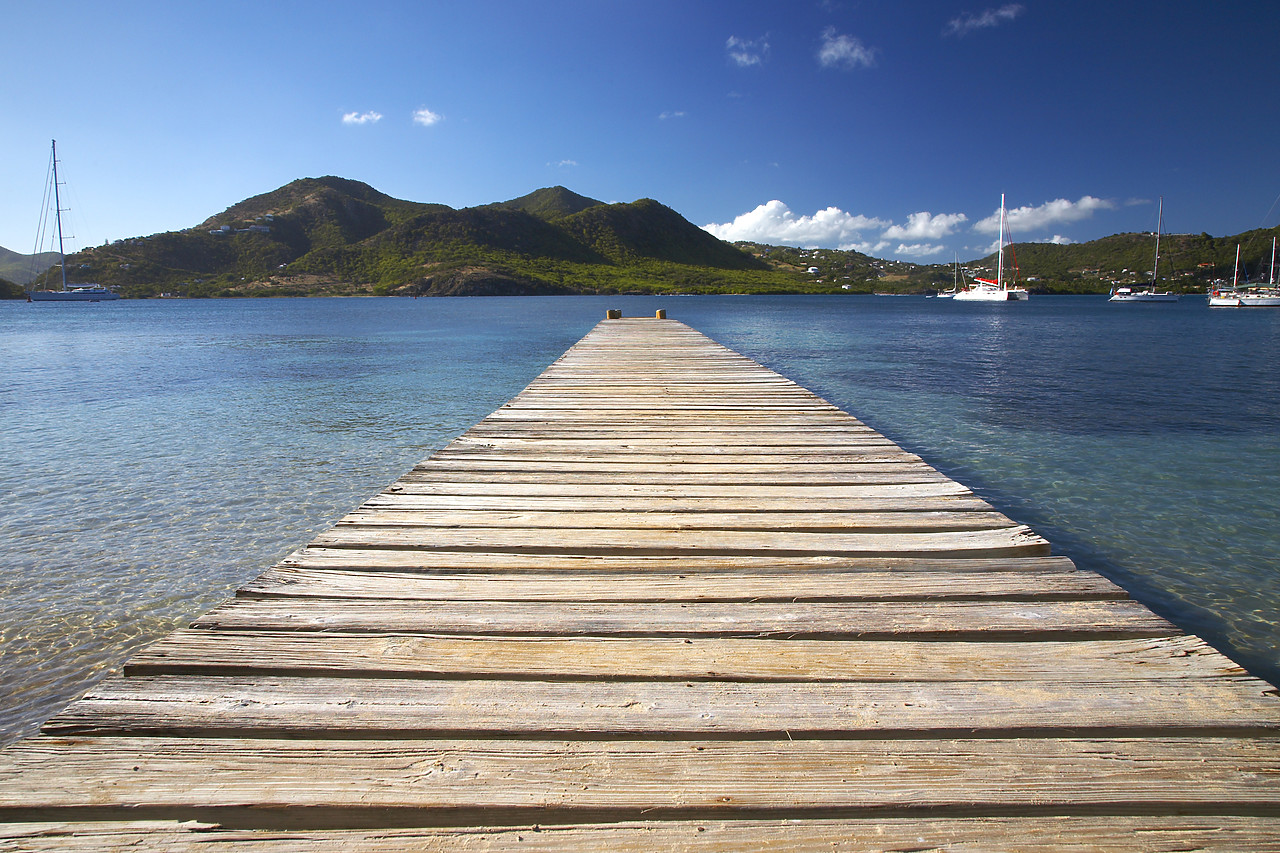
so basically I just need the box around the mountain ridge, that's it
[10,178,1280,297]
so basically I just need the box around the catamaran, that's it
[1208,238,1280,307]
[1109,197,1178,302]
[26,140,120,302]
[953,194,1029,301]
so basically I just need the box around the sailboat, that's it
[26,140,120,302]
[1109,197,1177,302]
[1209,239,1280,307]
[953,194,1029,301]
[933,255,961,298]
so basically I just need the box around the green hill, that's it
[27,177,1279,298]
[0,246,59,289]
[481,186,604,221]
[37,179,797,298]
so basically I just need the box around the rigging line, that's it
[1259,189,1280,230]
[28,144,58,283]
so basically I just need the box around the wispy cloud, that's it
[817,27,877,69]
[341,111,382,125]
[412,107,443,127]
[726,35,769,67]
[944,4,1024,37]
[974,196,1114,234]
[703,200,889,250]
[882,211,968,241]
[549,159,578,168]
[894,242,948,257]
[659,110,686,120]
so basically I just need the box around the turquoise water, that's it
[2,295,1278,744]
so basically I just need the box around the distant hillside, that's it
[0,245,59,288]
[32,176,1280,298]
[736,225,1280,295]
[40,179,795,297]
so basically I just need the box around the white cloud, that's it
[882,211,968,241]
[895,242,948,257]
[974,196,1114,234]
[412,107,443,127]
[703,200,889,249]
[1044,235,1075,245]
[817,27,876,69]
[944,4,1024,37]
[341,111,382,125]
[726,35,769,67]
[659,110,686,120]
[548,159,578,167]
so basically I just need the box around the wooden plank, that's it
[397,470,954,485]
[7,817,1280,852]
[360,492,995,512]
[188,598,1175,638]
[383,481,974,497]
[4,737,1280,816]
[43,674,1280,737]
[238,565,1128,601]
[334,509,1020,533]
[413,458,928,473]
[125,633,1242,682]
[311,524,1051,557]
[281,549,1079,573]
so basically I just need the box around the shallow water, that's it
[2,294,1277,744]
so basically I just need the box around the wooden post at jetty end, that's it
[2,316,1280,850]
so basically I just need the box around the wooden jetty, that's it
[2,315,1279,850]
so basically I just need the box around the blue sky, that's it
[5,0,1279,263]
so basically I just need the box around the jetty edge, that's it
[2,312,1279,851]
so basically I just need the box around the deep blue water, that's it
[2,294,1278,744]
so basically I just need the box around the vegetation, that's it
[14,176,1280,297]
[0,246,58,287]
[0,276,23,299]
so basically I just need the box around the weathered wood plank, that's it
[311,524,1050,557]
[335,509,1020,533]
[7,817,1280,852]
[189,598,1175,638]
[4,737,1280,816]
[398,470,954,485]
[238,565,1128,601]
[124,633,1241,682]
[43,673,1280,737]
[413,458,927,473]
[361,492,994,512]
[383,480,973,497]
[281,549,1078,573]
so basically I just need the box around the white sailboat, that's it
[933,254,962,298]
[26,140,120,303]
[954,194,1029,301]
[1209,239,1280,307]
[1109,197,1178,302]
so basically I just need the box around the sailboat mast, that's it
[997,193,1005,290]
[51,139,67,291]
[1271,236,1276,286]
[1151,197,1162,286]
[1233,244,1241,288]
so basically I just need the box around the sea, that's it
[2,294,1278,745]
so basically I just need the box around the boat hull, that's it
[28,288,120,302]
[1210,292,1280,307]
[1109,290,1178,303]
[954,287,1028,301]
